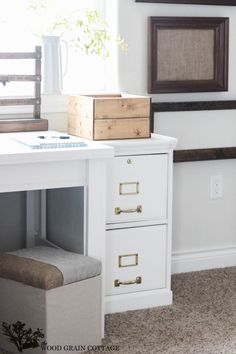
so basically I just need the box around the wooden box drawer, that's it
[106,154,168,223]
[105,225,167,295]
[68,94,151,140]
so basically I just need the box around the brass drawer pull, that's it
[114,276,142,287]
[115,205,142,215]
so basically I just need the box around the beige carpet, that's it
[1,267,236,353]
[99,267,236,354]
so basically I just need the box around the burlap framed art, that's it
[148,17,229,93]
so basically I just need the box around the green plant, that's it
[53,9,127,58]
[28,1,127,58]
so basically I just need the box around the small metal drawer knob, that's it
[114,276,142,287]
[127,159,132,164]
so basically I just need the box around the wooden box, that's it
[68,94,151,140]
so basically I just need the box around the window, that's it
[0,0,106,104]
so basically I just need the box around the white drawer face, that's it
[105,225,167,295]
[107,154,168,223]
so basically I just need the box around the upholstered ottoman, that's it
[0,246,102,354]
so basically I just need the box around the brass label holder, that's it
[119,182,139,196]
[118,253,138,268]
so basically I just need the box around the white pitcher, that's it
[42,35,68,94]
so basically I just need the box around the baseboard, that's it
[172,246,236,274]
[105,289,172,314]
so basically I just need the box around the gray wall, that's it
[46,187,84,253]
[0,192,26,252]
[0,187,84,253]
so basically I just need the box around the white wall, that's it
[106,0,236,268]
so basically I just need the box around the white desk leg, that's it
[86,159,107,338]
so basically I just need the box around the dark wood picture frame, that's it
[137,0,236,5]
[148,17,229,93]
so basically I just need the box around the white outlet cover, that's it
[210,175,223,199]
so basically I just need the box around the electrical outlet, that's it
[210,175,223,199]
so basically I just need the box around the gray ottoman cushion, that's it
[0,246,102,289]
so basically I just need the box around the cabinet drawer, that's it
[106,154,168,223]
[105,225,167,295]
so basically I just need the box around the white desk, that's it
[0,131,177,325]
[0,131,114,333]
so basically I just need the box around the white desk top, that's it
[0,131,114,165]
[0,131,177,165]
[102,133,177,155]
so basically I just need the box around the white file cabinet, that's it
[104,134,177,313]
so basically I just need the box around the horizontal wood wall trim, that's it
[151,101,236,162]
[152,100,236,112]
[174,147,236,162]
[136,0,236,5]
